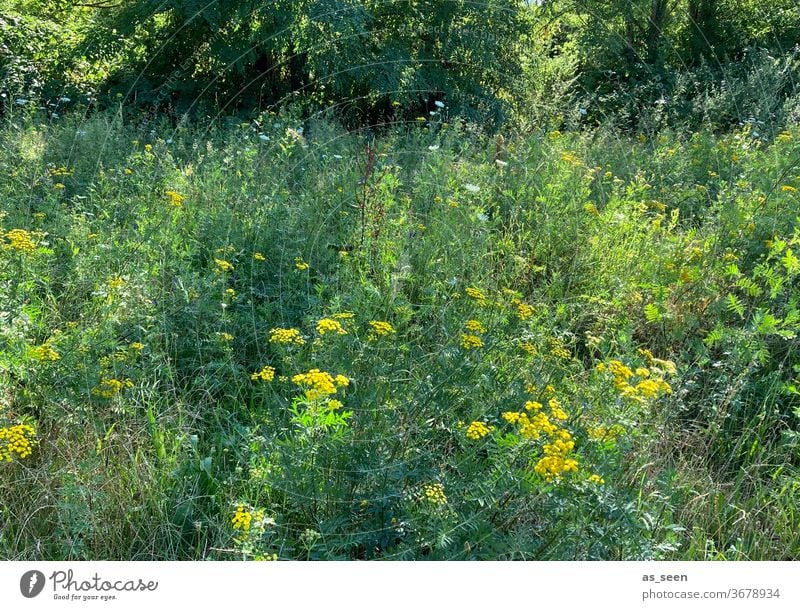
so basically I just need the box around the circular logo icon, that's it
[20,570,46,599]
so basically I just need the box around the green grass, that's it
[0,110,798,560]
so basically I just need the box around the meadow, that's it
[1,104,799,559]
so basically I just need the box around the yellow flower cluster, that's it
[165,190,185,207]
[597,357,673,402]
[465,287,488,305]
[107,276,125,291]
[512,299,534,320]
[215,258,234,272]
[49,166,73,177]
[269,327,305,345]
[231,505,265,532]
[465,421,492,440]
[0,423,36,462]
[332,312,355,319]
[251,366,276,382]
[254,252,266,261]
[292,369,349,401]
[461,334,484,349]
[547,337,571,360]
[129,342,145,351]
[519,341,537,355]
[294,257,309,270]
[587,474,605,485]
[587,424,626,442]
[368,320,395,338]
[3,229,37,253]
[92,378,134,398]
[502,390,579,480]
[464,319,486,334]
[317,318,347,335]
[534,430,579,481]
[422,483,448,506]
[30,344,60,362]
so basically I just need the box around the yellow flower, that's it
[588,474,605,485]
[294,257,309,271]
[292,369,347,401]
[231,505,252,531]
[368,320,395,338]
[422,483,448,506]
[781,185,797,193]
[0,423,36,462]
[465,287,488,305]
[464,319,486,334]
[225,288,236,298]
[254,252,266,261]
[465,421,492,440]
[461,334,484,349]
[165,190,185,207]
[251,366,276,382]
[515,301,535,320]
[215,258,234,272]
[129,342,145,351]
[30,344,60,362]
[3,229,37,253]
[218,332,234,342]
[328,399,343,410]
[269,328,305,345]
[317,318,347,335]
[92,377,134,398]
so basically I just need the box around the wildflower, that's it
[502,412,521,424]
[519,342,537,355]
[464,319,486,334]
[422,482,447,505]
[328,399,343,410]
[317,318,347,335]
[465,287,488,305]
[0,423,36,462]
[3,229,37,253]
[524,401,542,411]
[292,369,346,401]
[635,367,650,378]
[781,185,797,193]
[165,190,185,207]
[269,328,305,345]
[225,288,236,298]
[215,258,234,272]
[294,257,309,271]
[254,252,266,261]
[464,183,480,193]
[368,320,395,339]
[92,378,134,398]
[332,312,356,320]
[251,366,276,382]
[588,474,605,485]
[129,342,145,351]
[30,344,60,362]
[514,300,534,320]
[461,334,484,349]
[231,505,252,531]
[218,332,234,342]
[465,421,492,440]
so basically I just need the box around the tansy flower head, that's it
[269,327,305,345]
[465,421,492,440]
[317,318,347,335]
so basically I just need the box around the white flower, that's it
[428,144,440,151]
[434,100,445,108]
[464,183,480,193]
